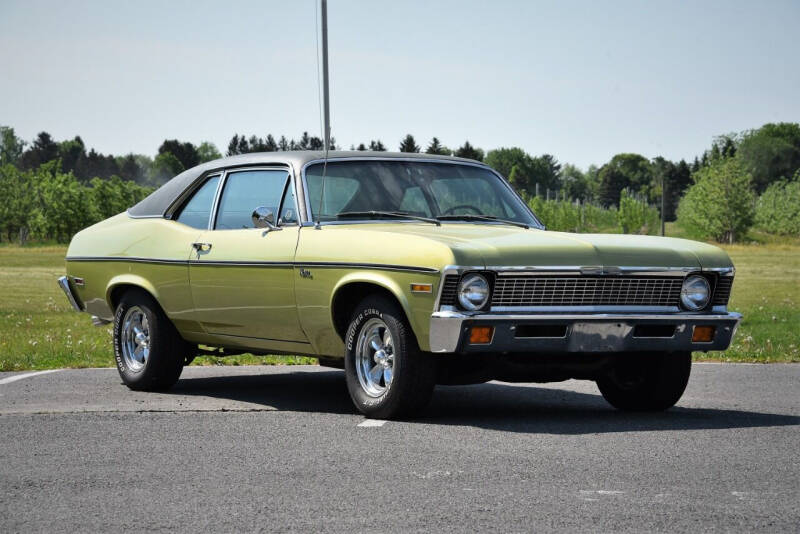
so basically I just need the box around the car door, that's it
[188,167,307,344]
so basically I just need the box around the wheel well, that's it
[331,282,406,342]
[108,283,158,312]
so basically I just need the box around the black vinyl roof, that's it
[127,151,485,218]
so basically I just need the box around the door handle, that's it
[192,242,212,252]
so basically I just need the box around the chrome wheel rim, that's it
[121,306,150,373]
[355,318,394,398]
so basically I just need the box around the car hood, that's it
[341,223,733,270]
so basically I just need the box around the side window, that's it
[278,181,298,225]
[215,169,289,230]
[175,175,220,229]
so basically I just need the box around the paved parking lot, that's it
[1,363,798,532]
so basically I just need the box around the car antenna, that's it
[315,0,331,230]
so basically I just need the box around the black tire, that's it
[113,289,189,391]
[596,352,691,411]
[344,295,435,419]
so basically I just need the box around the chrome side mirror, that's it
[252,206,281,231]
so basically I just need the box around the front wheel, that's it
[344,296,435,419]
[596,352,691,411]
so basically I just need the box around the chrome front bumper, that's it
[429,311,742,354]
[57,276,83,312]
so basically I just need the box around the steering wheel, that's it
[443,204,483,215]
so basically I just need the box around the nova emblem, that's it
[299,268,313,279]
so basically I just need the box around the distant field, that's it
[0,238,798,371]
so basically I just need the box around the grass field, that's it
[0,238,798,371]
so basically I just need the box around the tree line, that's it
[1,122,798,244]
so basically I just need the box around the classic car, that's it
[58,151,741,418]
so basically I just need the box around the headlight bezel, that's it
[457,273,492,311]
[680,274,711,311]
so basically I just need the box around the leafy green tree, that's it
[0,126,26,166]
[677,158,755,243]
[149,152,184,185]
[0,164,35,242]
[598,153,653,207]
[755,171,800,235]
[560,164,590,201]
[508,165,527,194]
[399,134,420,153]
[425,137,449,155]
[158,139,199,170]
[737,122,800,193]
[26,162,96,243]
[530,154,561,192]
[485,147,534,184]
[197,142,221,162]
[617,189,658,234]
[454,141,484,162]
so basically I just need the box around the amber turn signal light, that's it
[469,326,494,344]
[410,283,433,293]
[692,325,716,343]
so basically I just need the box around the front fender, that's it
[331,271,413,323]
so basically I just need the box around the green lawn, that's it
[0,239,798,371]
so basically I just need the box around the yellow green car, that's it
[58,151,741,418]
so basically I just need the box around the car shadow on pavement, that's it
[171,369,800,434]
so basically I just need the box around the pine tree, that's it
[369,140,386,151]
[425,137,449,155]
[454,141,484,161]
[227,135,241,156]
[399,134,420,153]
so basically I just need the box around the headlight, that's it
[681,275,710,310]
[458,274,490,311]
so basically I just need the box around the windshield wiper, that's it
[436,214,529,229]
[336,211,441,226]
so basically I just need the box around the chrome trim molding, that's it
[492,265,699,277]
[65,256,438,274]
[67,256,188,265]
[57,276,82,312]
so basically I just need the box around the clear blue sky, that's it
[1,0,798,169]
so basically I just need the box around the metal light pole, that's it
[661,174,666,236]
[321,0,331,152]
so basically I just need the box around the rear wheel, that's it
[344,295,435,419]
[113,289,189,391]
[596,352,691,411]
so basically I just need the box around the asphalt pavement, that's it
[1,363,798,532]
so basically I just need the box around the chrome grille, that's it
[439,275,460,306]
[713,277,733,306]
[491,275,683,307]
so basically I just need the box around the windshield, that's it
[305,160,540,226]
